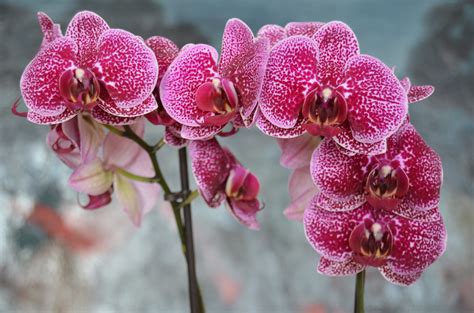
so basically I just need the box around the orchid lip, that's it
[195,78,239,126]
[349,218,393,267]
[301,86,348,137]
[365,162,410,211]
[59,67,101,112]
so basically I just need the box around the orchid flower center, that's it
[349,219,393,267]
[302,87,348,137]
[195,78,239,126]
[225,165,259,201]
[365,163,409,211]
[59,67,100,112]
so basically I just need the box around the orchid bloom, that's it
[257,22,324,46]
[259,21,408,155]
[20,11,158,125]
[304,202,447,286]
[311,122,443,219]
[68,120,161,226]
[277,134,321,220]
[189,139,262,229]
[160,18,269,140]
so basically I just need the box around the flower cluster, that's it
[15,11,445,286]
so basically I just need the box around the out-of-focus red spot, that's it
[302,303,327,313]
[214,272,241,305]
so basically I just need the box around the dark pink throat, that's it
[59,67,100,112]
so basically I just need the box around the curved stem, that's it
[114,167,161,183]
[354,270,366,313]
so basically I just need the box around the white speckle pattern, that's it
[317,257,365,276]
[255,111,306,138]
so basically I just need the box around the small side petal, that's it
[257,24,286,46]
[278,133,321,169]
[94,29,158,108]
[285,22,324,37]
[37,12,62,48]
[227,199,261,230]
[408,85,434,103]
[284,167,318,221]
[259,36,318,129]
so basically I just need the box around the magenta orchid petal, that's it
[333,124,387,155]
[387,208,447,275]
[304,199,368,262]
[277,133,321,169]
[285,22,324,38]
[399,77,411,92]
[160,44,219,126]
[257,24,285,46]
[68,158,113,196]
[94,29,158,108]
[37,12,62,48]
[284,167,318,221]
[259,36,318,129]
[408,85,435,103]
[98,93,158,117]
[379,266,422,286]
[180,124,224,140]
[189,139,230,207]
[311,138,367,200]
[388,123,443,211]
[27,108,76,125]
[313,191,366,212]
[256,111,306,138]
[65,11,109,68]
[164,124,187,147]
[145,36,179,82]
[343,54,408,143]
[317,257,365,276]
[80,191,112,210]
[20,37,77,116]
[77,114,105,163]
[313,21,359,87]
[91,107,141,125]
[113,172,143,227]
[226,199,260,230]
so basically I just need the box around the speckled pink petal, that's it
[20,37,77,116]
[27,109,76,125]
[313,192,366,212]
[219,18,254,76]
[181,124,224,140]
[379,266,422,286]
[94,29,158,109]
[65,11,109,68]
[164,124,187,147]
[160,44,219,126]
[317,257,365,276]
[257,24,285,46]
[277,133,321,169]
[388,123,442,211]
[146,36,179,82]
[311,138,367,200]
[343,55,408,143]
[388,208,446,274]
[37,12,62,48]
[313,21,359,87]
[98,93,158,117]
[284,167,318,221]
[408,85,435,103]
[285,22,324,37]
[189,139,230,207]
[333,124,387,155]
[399,77,411,92]
[227,199,260,230]
[259,36,318,129]
[256,112,306,138]
[91,107,141,125]
[304,200,369,262]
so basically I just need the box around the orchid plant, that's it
[12,10,445,313]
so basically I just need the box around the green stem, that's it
[114,167,161,183]
[176,190,200,210]
[354,270,366,313]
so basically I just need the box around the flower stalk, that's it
[354,270,366,313]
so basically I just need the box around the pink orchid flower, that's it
[189,139,262,230]
[304,202,447,286]
[20,11,158,125]
[160,18,269,140]
[257,22,324,46]
[311,122,443,219]
[68,120,161,226]
[277,134,321,220]
[259,21,408,155]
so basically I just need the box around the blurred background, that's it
[0,0,473,312]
